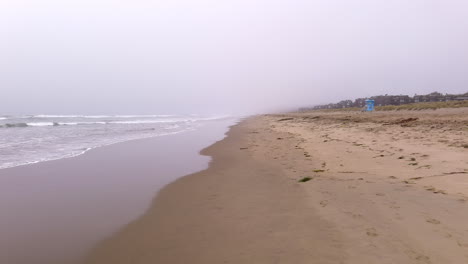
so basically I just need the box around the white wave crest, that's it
[33,114,177,119]
[26,122,57,127]
[58,122,107,125]
[33,115,111,118]
[109,119,185,124]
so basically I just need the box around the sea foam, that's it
[0,114,231,170]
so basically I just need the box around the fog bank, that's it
[2,0,468,115]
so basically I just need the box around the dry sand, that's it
[85,108,468,264]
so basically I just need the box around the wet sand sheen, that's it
[0,120,235,264]
[84,118,345,264]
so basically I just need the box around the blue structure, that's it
[365,99,375,112]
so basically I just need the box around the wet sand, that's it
[86,108,468,263]
[85,117,345,264]
[0,119,235,264]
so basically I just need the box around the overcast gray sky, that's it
[1,0,468,115]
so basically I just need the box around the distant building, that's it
[354,98,367,108]
[302,91,468,111]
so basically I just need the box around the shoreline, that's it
[84,117,346,264]
[86,108,468,263]
[0,130,186,171]
[0,119,236,264]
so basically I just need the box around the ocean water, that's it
[0,117,239,264]
[0,114,229,169]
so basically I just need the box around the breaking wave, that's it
[32,114,176,119]
[27,122,59,127]
[1,122,58,128]
[2,123,29,128]
[0,116,230,128]
[0,114,237,170]
[0,120,184,128]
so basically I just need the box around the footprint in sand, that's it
[417,165,432,169]
[426,218,441,225]
[403,180,416,185]
[366,228,378,237]
[319,200,328,207]
[424,186,448,194]
[344,211,363,219]
[405,249,432,264]
[457,240,468,248]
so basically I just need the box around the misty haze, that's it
[2,0,468,115]
[1,1,468,264]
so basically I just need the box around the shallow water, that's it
[0,114,229,169]
[0,118,238,264]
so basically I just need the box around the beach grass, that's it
[306,100,468,112]
[375,100,468,111]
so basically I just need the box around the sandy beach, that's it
[5,1,468,263]
[85,108,468,263]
